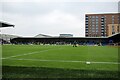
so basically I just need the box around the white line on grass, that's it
[2,48,63,59]
[2,58,120,65]
[91,61,120,64]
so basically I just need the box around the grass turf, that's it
[1,45,119,78]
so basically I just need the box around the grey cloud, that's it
[1,1,119,37]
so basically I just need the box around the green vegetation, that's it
[2,45,119,78]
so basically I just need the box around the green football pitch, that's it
[1,45,120,78]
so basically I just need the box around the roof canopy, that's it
[0,21,14,28]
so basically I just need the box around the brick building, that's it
[107,24,120,36]
[85,13,119,37]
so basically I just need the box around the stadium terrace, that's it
[10,33,120,46]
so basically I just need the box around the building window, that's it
[86,19,88,21]
[118,16,120,21]
[96,27,98,30]
[112,32,115,34]
[101,16,104,19]
[112,17,114,24]
[96,29,98,32]
[112,16,114,18]
[101,27,104,30]
[101,30,104,32]
[96,24,98,27]
[101,36,104,37]
[101,24,105,26]
[92,21,95,24]
[101,22,104,24]
[92,16,95,18]
[112,17,114,21]
[117,26,119,32]
[96,16,98,19]
[112,21,114,24]
[96,19,98,22]
[104,21,106,23]
[112,26,115,34]
[86,17,88,20]
[96,21,98,24]
[101,19,104,21]
[86,25,88,28]
[92,19,95,22]
[92,27,95,29]
[86,30,88,32]
[86,22,88,24]
[86,15,88,18]
[92,29,95,32]
[92,24,95,27]
[112,26,114,30]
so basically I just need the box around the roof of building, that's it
[0,21,14,28]
[34,34,53,38]
[108,32,120,38]
[85,13,120,16]
[0,34,21,41]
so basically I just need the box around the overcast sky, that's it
[0,0,119,37]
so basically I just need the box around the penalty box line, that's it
[2,48,63,59]
[2,58,120,65]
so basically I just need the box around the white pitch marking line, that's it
[3,48,63,59]
[2,58,120,65]
[2,58,86,63]
[91,61,120,64]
